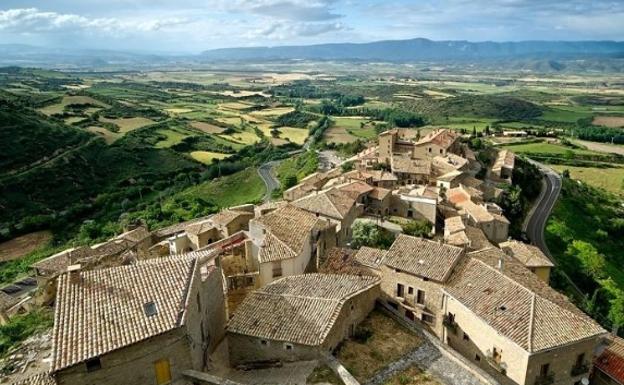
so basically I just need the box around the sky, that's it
[0,0,623,53]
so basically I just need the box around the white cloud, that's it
[0,8,187,35]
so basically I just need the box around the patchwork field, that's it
[190,121,226,134]
[502,141,599,156]
[275,126,309,145]
[38,95,108,116]
[86,126,120,144]
[100,117,155,133]
[154,128,191,148]
[190,151,231,164]
[593,116,624,128]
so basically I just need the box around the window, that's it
[439,149,443,154]
[85,357,102,372]
[260,339,269,346]
[428,147,432,153]
[540,363,550,377]
[408,287,414,295]
[272,261,282,278]
[575,353,585,367]
[397,283,405,298]
[416,290,425,305]
[144,301,158,317]
[475,354,481,362]
[284,343,294,351]
[154,358,172,385]
[463,332,470,341]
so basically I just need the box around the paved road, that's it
[258,161,281,202]
[522,159,562,258]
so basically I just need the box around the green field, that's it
[551,165,624,195]
[190,151,231,164]
[502,141,599,156]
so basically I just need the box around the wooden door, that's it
[154,358,172,385]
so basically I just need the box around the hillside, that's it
[201,38,624,62]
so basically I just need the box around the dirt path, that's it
[573,139,624,156]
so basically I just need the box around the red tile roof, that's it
[596,336,624,384]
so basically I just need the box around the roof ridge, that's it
[266,229,298,255]
[177,258,199,327]
[528,292,536,353]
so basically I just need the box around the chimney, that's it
[67,264,82,284]
[497,255,504,271]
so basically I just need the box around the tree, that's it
[472,126,477,137]
[562,169,571,179]
[282,175,297,190]
[341,161,355,173]
[351,221,395,249]
[565,240,606,280]
[402,220,432,238]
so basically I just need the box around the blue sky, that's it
[0,0,623,53]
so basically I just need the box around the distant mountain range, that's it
[201,38,624,61]
[1,38,624,71]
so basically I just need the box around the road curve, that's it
[522,159,563,258]
[258,161,281,202]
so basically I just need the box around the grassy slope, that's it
[550,165,624,195]
[177,167,266,208]
[546,178,624,292]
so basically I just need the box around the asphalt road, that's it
[258,161,281,202]
[522,160,563,258]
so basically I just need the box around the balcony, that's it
[571,363,589,377]
[534,373,555,385]
[485,352,507,376]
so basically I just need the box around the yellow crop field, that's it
[190,151,231,164]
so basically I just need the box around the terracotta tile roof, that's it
[211,209,253,227]
[52,255,203,372]
[32,247,92,275]
[152,215,212,238]
[458,175,483,189]
[9,373,55,385]
[338,181,374,197]
[464,226,494,251]
[493,149,515,173]
[447,187,471,205]
[445,248,606,353]
[0,291,19,311]
[595,336,624,384]
[185,218,216,235]
[445,216,465,235]
[499,240,554,268]
[114,226,150,243]
[416,129,460,149]
[254,204,327,259]
[369,187,391,200]
[258,232,298,263]
[384,234,464,282]
[294,189,357,220]
[319,248,379,276]
[353,247,387,269]
[366,170,397,182]
[227,274,379,346]
[392,155,431,175]
[446,231,471,248]
[437,170,463,183]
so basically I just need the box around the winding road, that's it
[522,159,563,258]
[258,161,281,202]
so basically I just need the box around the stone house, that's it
[226,274,380,366]
[432,154,470,177]
[391,154,432,185]
[365,187,392,217]
[283,169,342,201]
[448,188,509,244]
[248,204,336,287]
[499,240,554,283]
[293,188,361,246]
[442,248,607,385]
[593,336,624,385]
[367,170,399,189]
[378,234,465,336]
[412,129,461,159]
[112,225,152,256]
[436,170,465,190]
[492,149,515,183]
[51,252,226,385]
[389,185,438,227]
[32,247,92,305]
[378,128,419,165]
[184,209,254,251]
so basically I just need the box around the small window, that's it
[408,287,414,295]
[463,332,470,341]
[540,363,550,377]
[423,277,429,282]
[475,354,481,362]
[397,283,405,298]
[144,301,158,317]
[284,343,294,351]
[86,357,102,372]
[439,149,443,154]
[416,290,425,305]
[260,339,269,346]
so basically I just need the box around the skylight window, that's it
[144,301,158,317]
